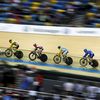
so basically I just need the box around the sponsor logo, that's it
[23,26,28,32]
[33,28,59,33]
[64,28,70,34]
[77,31,96,34]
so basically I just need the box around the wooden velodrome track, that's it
[0,32,100,78]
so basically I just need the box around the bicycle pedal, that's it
[89,62,93,65]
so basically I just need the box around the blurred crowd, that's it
[0,62,100,100]
[0,0,100,27]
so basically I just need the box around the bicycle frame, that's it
[9,47,18,52]
[85,56,92,63]
[31,50,40,58]
[56,52,68,61]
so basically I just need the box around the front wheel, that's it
[5,49,13,57]
[65,57,73,65]
[29,52,36,61]
[79,58,88,67]
[39,54,48,62]
[53,55,61,64]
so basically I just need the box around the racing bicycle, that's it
[29,50,48,62]
[5,47,23,59]
[53,53,73,65]
[79,56,99,68]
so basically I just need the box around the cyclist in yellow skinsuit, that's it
[9,39,19,51]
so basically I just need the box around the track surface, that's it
[0,48,100,78]
[0,32,100,78]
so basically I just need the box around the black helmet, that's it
[9,39,12,43]
[33,43,37,47]
[84,48,87,52]
[58,46,61,49]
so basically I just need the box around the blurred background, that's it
[0,0,100,27]
[0,61,100,100]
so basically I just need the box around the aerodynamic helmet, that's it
[9,39,12,43]
[33,43,37,47]
[58,46,61,49]
[84,48,87,52]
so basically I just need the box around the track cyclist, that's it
[9,39,19,51]
[79,49,99,67]
[58,46,69,58]
[83,49,94,60]
[33,43,44,56]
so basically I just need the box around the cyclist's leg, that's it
[62,51,68,58]
[38,49,43,56]
[36,49,42,56]
[91,54,94,58]
[16,45,19,49]
[89,54,94,65]
[89,54,94,59]
[12,44,19,50]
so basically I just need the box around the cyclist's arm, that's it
[83,52,88,58]
[34,47,37,51]
[9,43,13,48]
[58,50,62,56]
[9,42,17,48]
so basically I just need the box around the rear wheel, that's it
[5,49,13,57]
[53,55,61,64]
[29,52,36,61]
[39,54,48,62]
[65,57,73,65]
[79,58,88,67]
[91,59,99,68]
[14,51,23,59]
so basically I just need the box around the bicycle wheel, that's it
[39,54,48,62]
[65,57,73,65]
[5,49,13,57]
[53,55,61,64]
[91,59,99,68]
[29,52,36,61]
[79,58,88,67]
[14,51,23,59]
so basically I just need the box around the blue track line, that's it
[0,57,100,74]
